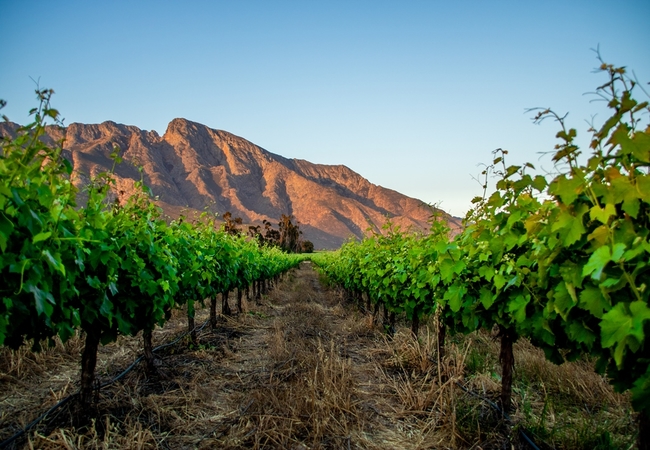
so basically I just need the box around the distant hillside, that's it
[0,119,461,248]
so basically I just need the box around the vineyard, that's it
[313,59,650,448]
[0,259,637,449]
[0,58,648,448]
[0,89,306,446]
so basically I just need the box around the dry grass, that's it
[0,263,638,449]
[30,416,157,449]
[453,330,636,449]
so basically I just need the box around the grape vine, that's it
[314,57,650,444]
[0,89,305,410]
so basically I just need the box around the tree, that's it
[222,211,243,235]
[278,214,301,253]
[300,240,314,253]
[263,219,280,245]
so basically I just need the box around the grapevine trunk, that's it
[80,330,100,410]
[411,305,420,338]
[236,288,243,314]
[187,304,197,346]
[222,290,231,316]
[210,296,218,328]
[143,329,156,374]
[437,320,446,363]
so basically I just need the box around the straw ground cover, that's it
[0,261,636,449]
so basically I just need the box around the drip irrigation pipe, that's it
[0,393,78,450]
[455,381,541,450]
[0,319,210,449]
[100,317,210,390]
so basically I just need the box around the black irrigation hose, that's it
[455,381,541,450]
[99,318,210,390]
[0,318,210,449]
[0,393,78,449]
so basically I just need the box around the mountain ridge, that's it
[0,118,461,248]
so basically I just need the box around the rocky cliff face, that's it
[1,118,461,248]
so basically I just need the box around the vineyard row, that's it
[0,89,306,411]
[312,60,650,446]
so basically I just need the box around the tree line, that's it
[222,211,314,253]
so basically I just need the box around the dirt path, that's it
[1,262,508,449]
[173,260,458,449]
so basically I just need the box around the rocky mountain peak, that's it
[0,119,460,248]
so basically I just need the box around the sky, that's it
[1,1,649,218]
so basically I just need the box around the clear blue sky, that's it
[2,1,649,217]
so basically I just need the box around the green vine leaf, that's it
[582,246,611,280]
[578,285,611,318]
[589,204,616,224]
[601,301,650,367]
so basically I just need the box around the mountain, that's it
[1,118,461,248]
